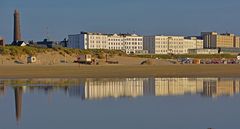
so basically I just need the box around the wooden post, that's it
[105,54,108,62]
[64,53,66,64]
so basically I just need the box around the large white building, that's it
[143,35,203,54]
[68,32,108,49]
[68,32,144,54]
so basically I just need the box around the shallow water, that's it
[0,77,240,129]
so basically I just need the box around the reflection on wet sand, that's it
[68,78,240,99]
[0,81,6,96]
[0,77,240,123]
[1,78,240,99]
[14,87,23,123]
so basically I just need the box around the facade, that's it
[68,34,82,49]
[143,36,203,54]
[184,37,203,49]
[107,34,124,50]
[188,49,219,54]
[201,32,240,48]
[144,36,184,54]
[68,32,108,49]
[122,34,143,54]
[235,36,240,48]
[68,32,143,54]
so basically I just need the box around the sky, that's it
[1,0,240,43]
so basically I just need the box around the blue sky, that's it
[1,0,240,43]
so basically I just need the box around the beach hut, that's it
[77,54,92,64]
[27,56,37,64]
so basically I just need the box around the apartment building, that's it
[184,37,203,49]
[143,36,203,54]
[107,34,124,50]
[201,32,240,48]
[68,32,108,49]
[123,34,143,54]
[68,32,143,54]
[108,33,143,54]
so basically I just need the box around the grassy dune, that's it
[0,46,240,79]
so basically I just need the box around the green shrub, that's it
[0,47,10,55]
[96,53,105,59]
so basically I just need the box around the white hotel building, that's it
[68,32,144,54]
[143,35,203,54]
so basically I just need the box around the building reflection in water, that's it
[68,78,240,99]
[82,78,148,100]
[1,77,240,123]
[202,78,240,97]
[154,78,204,96]
[0,80,6,96]
[14,87,23,123]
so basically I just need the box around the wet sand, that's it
[0,64,240,79]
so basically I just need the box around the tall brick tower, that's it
[13,9,21,42]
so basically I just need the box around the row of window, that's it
[89,42,143,45]
[125,42,142,45]
[156,38,183,41]
[89,45,107,48]
[155,42,184,44]
[90,41,107,43]
[109,47,123,50]
[156,45,185,49]
[125,46,142,49]
[89,36,143,41]
[109,39,123,41]
[89,40,143,44]
[125,38,143,41]
[156,50,185,53]
[89,36,107,39]
[109,46,143,50]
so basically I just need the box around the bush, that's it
[0,46,129,60]
[96,53,105,59]
[9,47,21,56]
[0,47,10,55]
[22,47,36,56]
[63,49,72,55]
